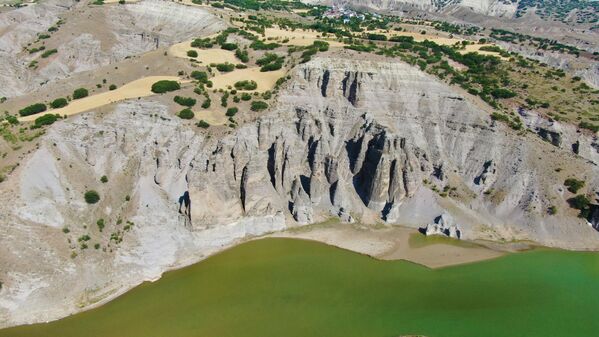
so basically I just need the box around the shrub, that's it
[97,218,105,232]
[100,175,108,183]
[579,121,599,133]
[201,98,211,109]
[109,84,117,90]
[216,63,235,72]
[19,103,47,116]
[34,114,59,127]
[548,205,557,215]
[567,195,591,218]
[491,88,517,99]
[250,100,268,111]
[73,88,89,99]
[564,178,585,193]
[197,120,210,128]
[84,190,100,204]
[250,40,280,50]
[235,49,249,62]
[226,107,238,117]
[50,98,68,109]
[191,38,212,48]
[187,50,198,57]
[241,92,252,101]
[191,71,208,83]
[178,108,195,119]
[174,96,196,107]
[234,80,258,90]
[41,49,57,58]
[151,80,180,93]
[221,42,238,51]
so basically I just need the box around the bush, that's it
[567,195,591,218]
[174,96,196,107]
[97,218,105,232]
[201,98,211,109]
[109,84,117,90]
[235,49,249,62]
[491,88,517,99]
[191,71,208,83]
[151,80,180,93]
[73,88,89,99]
[234,80,258,90]
[41,49,57,58]
[178,108,195,119]
[250,40,280,50]
[564,178,585,193]
[187,50,198,57]
[221,43,238,51]
[50,98,68,109]
[216,63,235,72]
[19,103,47,116]
[250,100,268,111]
[226,107,238,117]
[34,114,59,127]
[241,92,252,101]
[197,120,210,128]
[191,38,213,48]
[100,175,108,183]
[84,190,100,204]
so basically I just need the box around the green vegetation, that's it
[109,84,117,91]
[100,175,108,183]
[256,53,284,72]
[225,107,238,117]
[96,219,105,232]
[72,88,89,100]
[33,114,59,128]
[187,50,198,58]
[41,49,57,58]
[50,98,68,109]
[3,238,599,337]
[177,109,195,120]
[250,100,268,111]
[174,96,196,107]
[19,103,47,117]
[84,190,100,204]
[151,80,180,94]
[240,92,252,101]
[191,38,213,49]
[191,71,209,83]
[196,120,210,128]
[215,63,235,72]
[250,40,280,50]
[220,43,238,51]
[235,49,249,62]
[567,194,591,218]
[564,178,585,193]
[234,80,257,91]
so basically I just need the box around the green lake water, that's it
[2,238,598,337]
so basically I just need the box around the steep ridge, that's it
[1,55,598,328]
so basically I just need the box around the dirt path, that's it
[19,76,183,122]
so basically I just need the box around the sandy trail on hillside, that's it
[271,223,505,268]
[169,42,239,64]
[211,68,286,91]
[19,76,183,122]
[264,27,345,47]
[194,109,228,126]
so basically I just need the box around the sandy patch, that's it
[194,110,227,126]
[211,67,286,92]
[19,76,183,121]
[264,27,345,47]
[461,43,507,58]
[272,222,505,268]
[169,41,239,64]
[102,0,139,3]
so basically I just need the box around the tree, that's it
[251,101,268,111]
[73,88,89,99]
[174,96,197,107]
[50,98,68,109]
[34,114,59,128]
[151,80,180,93]
[226,107,238,117]
[178,108,195,119]
[197,120,210,128]
[84,190,100,204]
[19,103,47,116]
[187,50,198,57]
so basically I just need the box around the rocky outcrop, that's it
[424,213,462,239]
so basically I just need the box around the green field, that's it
[2,238,599,337]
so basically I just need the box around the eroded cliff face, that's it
[1,56,599,328]
[0,0,225,98]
